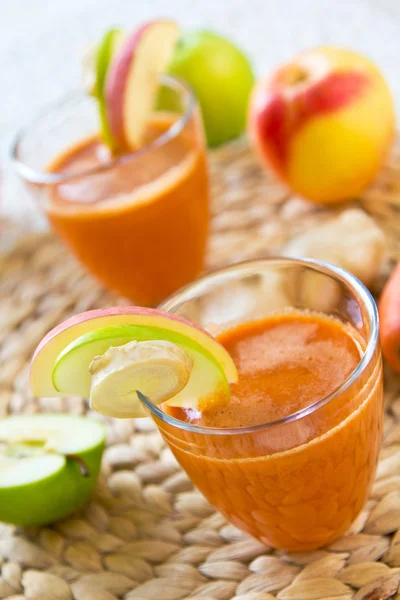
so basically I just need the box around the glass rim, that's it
[10,75,197,185]
[140,257,380,436]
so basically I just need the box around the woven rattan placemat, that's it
[1,141,400,600]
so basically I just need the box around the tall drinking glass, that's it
[12,76,209,306]
[140,258,383,551]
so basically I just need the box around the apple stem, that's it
[282,65,308,86]
[66,454,89,477]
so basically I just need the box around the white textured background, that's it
[2,0,400,225]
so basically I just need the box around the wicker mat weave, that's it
[1,142,400,600]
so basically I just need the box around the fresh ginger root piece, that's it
[284,209,384,288]
[89,340,193,418]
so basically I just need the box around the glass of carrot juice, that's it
[140,258,383,551]
[11,76,209,306]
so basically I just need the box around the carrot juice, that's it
[151,260,383,551]
[45,113,208,306]
[13,80,209,307]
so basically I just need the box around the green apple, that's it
[30,307,238,419]
[167,30,255,147]
[94,28,124,150]
[0,414,105,526]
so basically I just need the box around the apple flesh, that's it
[249,47,395,204]
[105,20,179,151]
[0,414,104,526]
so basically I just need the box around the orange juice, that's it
[45,114,209,306]
[161,311,383,550]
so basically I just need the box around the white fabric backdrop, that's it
[1,0,400,225]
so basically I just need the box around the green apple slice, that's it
[31,307,238,419]
[95,28,124,150]
[0,414,105,526]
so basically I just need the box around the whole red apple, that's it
[249,47,395,204]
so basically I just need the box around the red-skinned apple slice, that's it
[30,307,238,418]
[105,20,179,151]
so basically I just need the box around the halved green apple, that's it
[95,27,124,150]
[105,20,180,151]
[31,307,238,419]
[0,414,104,526]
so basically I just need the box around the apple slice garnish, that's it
[0,414,104,526]
[105,20,180,151]
[30,307,238,419]
[94,28,125,150]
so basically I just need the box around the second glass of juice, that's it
[141,258,383,551]
[12,76,209,306]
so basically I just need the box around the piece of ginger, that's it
[89,340,193,419]
[283,209,385,288]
